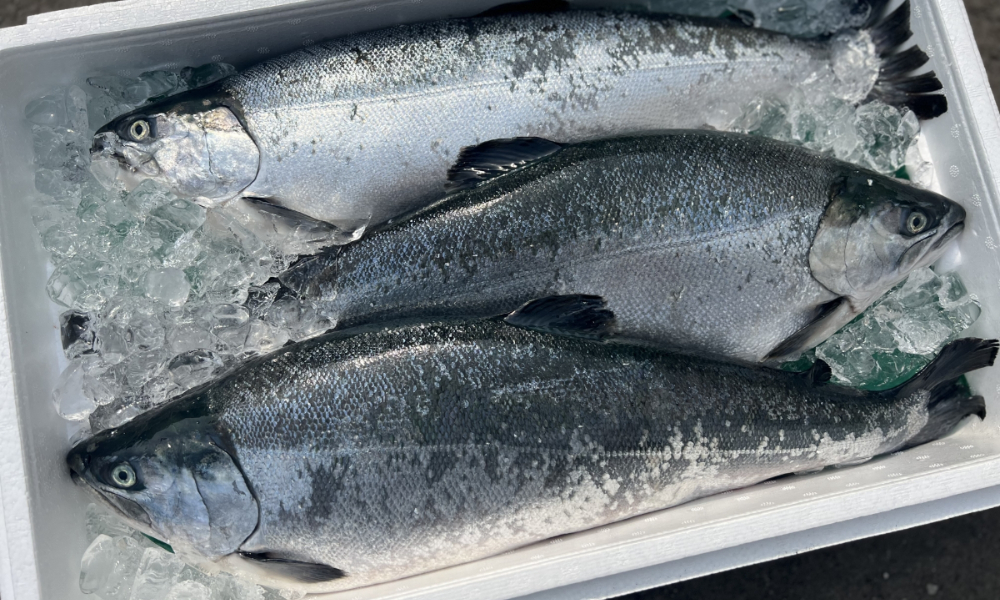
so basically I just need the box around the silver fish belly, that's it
[67,322,995,592]
[281,132,965,364]
[93,4,946,229]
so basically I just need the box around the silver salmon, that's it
[279,131,965,364]
[90,1,945,232]
[67,312,996,593]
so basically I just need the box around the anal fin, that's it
[239,551,346,583]
[504,294,615,340]
[764,297,854,363]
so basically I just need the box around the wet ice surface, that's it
[81,505,299,600]
[809,268,982,390]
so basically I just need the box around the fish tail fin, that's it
[863,0,948,119]
[890,338,997,448]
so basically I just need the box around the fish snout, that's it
[948,201,967,229]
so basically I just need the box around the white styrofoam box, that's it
[1,0,999,599]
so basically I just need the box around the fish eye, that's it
[128,119,151,142]
[109,463,137,488]
[905,211,929,235]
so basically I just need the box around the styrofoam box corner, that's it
[1,0,1000,599]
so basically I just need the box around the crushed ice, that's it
[30,68,333,430]
[81,504,301,600]
[811,267,982,390]
[23,2,972,596]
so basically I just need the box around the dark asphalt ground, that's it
[3,0,999,599]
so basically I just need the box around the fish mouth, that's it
[930,221,964,253]
[898,220,965,272]
[98,490,153,526]
[68,448,153,526]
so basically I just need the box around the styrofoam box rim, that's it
[1,0,1000,599]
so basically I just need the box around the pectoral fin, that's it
[239,551,345,583]
[799,359,833,386]
[504,294,616,340]
[765,297,855,363]
[446,137,563,192]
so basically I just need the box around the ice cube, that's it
[34,167,81,200]
[163,580,212,600]
[95,320,131,365]
[264,296,332,341]
[130,548,186,600]
[244,321,290,356]
[167,349,226,390]
[25,93,66,126]
[152,199,207,234]
[33,125,89,173]
[167,321,216,355]
[68,85,90,133]
[207,304,251,349]
[126,180,177,217]
[52,358,98,421]
[129,314,166,353]
[162,231,204,269]
[79,534,144,600]
[144,267,191,307]
[86,504,136,542]
[208,572,266,600]
[88,75,153,106]
[180,63,237,89]
[123,349,168,389]
[812,268,981,389]
[138,70,184,99]
[47,258,120,312]
[245,282,281,320]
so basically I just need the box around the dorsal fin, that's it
[504,294,615,340]
[445,137,563,193]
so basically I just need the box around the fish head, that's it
[67,398,258,559]
[809,171,966,307]
[90,87,259,206]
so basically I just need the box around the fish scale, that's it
[232,322,893,584]
[226,8,823,227]
[283,132,964,363]
[96,4,950,229]
[68,321,995,592]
